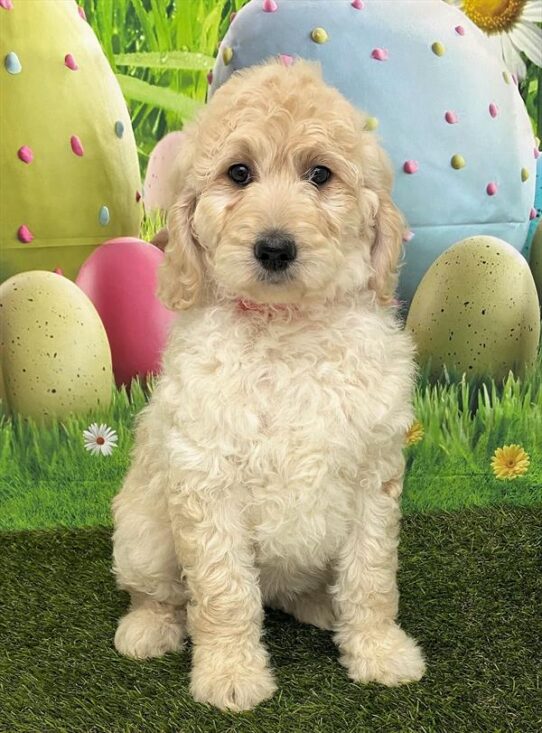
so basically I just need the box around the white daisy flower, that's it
[83,423,118,456]
[449,0,542,78]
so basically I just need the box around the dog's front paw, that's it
[339,624,425,686]
[190,643,277,711]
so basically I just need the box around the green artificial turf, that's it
[1,506,540,733]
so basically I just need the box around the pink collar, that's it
[235,298,294,315]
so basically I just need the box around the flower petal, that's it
[509,21,542,67]
[502,32,527,77]
[521,1,542,22]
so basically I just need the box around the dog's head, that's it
[158,60,404,310]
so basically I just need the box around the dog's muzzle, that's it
[254,231,297,273]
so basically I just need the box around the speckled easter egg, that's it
[76,239,175,387]
[211,0,536,305]
[530,220,542,307]
[0,0,141,283]
[0,270,113,420]
[406,237,540,380]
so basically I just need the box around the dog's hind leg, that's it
[112,473,189,660]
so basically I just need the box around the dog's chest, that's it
[165,306,411,567]
[171,310,397,563]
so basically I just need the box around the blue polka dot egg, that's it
[210,0,538,305]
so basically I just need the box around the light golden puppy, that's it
[112,59,425,712]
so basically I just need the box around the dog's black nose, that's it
[254,232,297,272]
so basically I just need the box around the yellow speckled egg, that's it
[529,220,542,306]
[406,236,540,380]
[0,271,113,421]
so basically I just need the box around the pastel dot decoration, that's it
[17,225,33,243]
[205,0,538,304]
[5,51,21,74]
[371,48,388,61]
[64,53,78,70]
[99,205,110,225]
[451,154,466,170]
[70,135,84,156]
[403,160,419,175]
[114,120,125,138]
[311,27,328,44]
[1,0,141,283]
[17,146,33,164]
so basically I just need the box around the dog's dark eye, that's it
[307,166,332,187]
[228,164,252,186]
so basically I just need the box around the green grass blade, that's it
[114,51,215,70]
[116,74,202,118]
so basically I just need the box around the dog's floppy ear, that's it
[157,133,203,311]
[362,134,405,304]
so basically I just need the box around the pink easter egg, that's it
[445,111,458,124]
[489,103,498,118]
[76,238,176,387]
[143,131,185,212]
[486,182,498,196]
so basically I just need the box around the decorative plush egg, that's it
[530,220,542,307]
[0,0,142,283]
[76,238,175,387]
[0,271,113,421]
[211,0,537,304]
[406,236,540,380]
[143,131,185,212]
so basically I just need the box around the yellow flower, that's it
[406,420,424,446]
[449,0,542,78]
[491,444,530,480]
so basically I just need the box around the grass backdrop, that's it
[1,359,541,530]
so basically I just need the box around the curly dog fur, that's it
[112,59,425,711]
